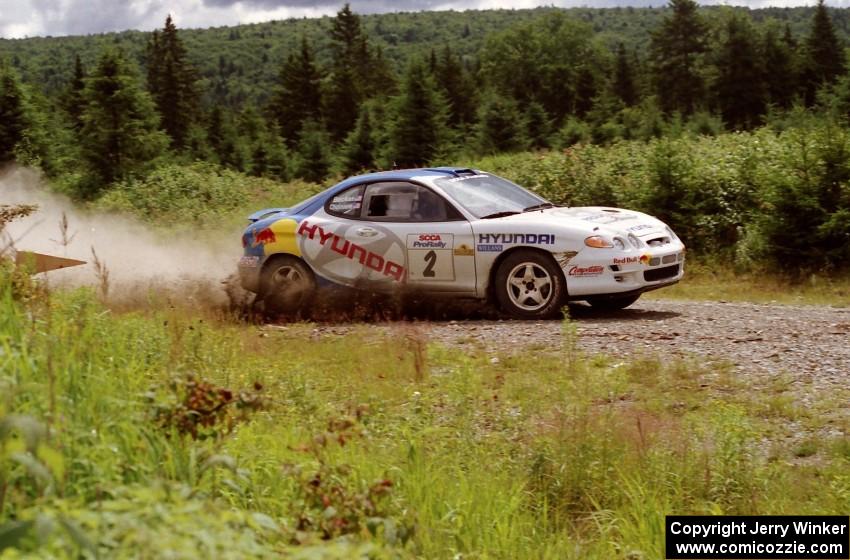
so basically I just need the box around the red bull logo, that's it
[252,228,276,247]
[639,254,651,265]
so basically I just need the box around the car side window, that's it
[326,185,365,218]
[363,182,460,222]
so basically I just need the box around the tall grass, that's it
[1,271,848,557]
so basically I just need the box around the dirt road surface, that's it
[295,299,850,393]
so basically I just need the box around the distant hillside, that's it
[1,5,846,107]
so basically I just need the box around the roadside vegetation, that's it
[1,269,849,558]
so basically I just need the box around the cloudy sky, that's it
[0,0,846,39]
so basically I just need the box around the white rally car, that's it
[238,168,685,318]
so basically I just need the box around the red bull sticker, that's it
[252,227,276,247]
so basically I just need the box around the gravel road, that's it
[295,299,850,391]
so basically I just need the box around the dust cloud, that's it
[0,166,244,308]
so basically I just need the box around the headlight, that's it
[585,236,613,248]
[613,237,626,250]
[628,233,642,248]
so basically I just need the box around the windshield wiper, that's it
[480,211,520,220]
[522,203,555,212]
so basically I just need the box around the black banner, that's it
[666,516,849,559]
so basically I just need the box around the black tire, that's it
[494,250,566,319]
[586,294,640,311]
[259,255,316,316]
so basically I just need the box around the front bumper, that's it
[562,242,686,298]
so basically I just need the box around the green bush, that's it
[468,120,850,273]
[93,161,321,230]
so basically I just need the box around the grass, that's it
[1,270,849,558]
[644,261,850,307]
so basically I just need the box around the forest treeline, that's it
[1,0,849,272]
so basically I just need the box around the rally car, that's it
[238,168,685,319]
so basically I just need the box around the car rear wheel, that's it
[586,294,640,311]
[260,255,316,316]
[495,250,565,319]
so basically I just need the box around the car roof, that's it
[335,167,480,188]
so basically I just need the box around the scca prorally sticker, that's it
[407,233,454,250]
[568,265,604,277]
[477,233,555,245]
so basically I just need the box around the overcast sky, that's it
[1,0,847,39]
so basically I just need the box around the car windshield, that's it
[433,173,551,219]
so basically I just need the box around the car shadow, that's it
[255,287,681,324]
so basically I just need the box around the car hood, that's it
[483,206,669,238]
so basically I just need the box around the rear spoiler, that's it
[247,208,289,223]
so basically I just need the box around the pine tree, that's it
[330,4,368,66]
[574,65,598,117]
[341,104,376,174]
[0,62,30,163]
[269,37,322,147]
[714,14,765,129]
[763,24,797,109]
[369,46,398,97]
[524,101,551,149]
[146,15,200,149]
[80,50,168,187]
[803,0,846,104]
[63,54,87,131]
[390,61,449,168]
[476,95,527,154]
[650,0,708,115]
[324,63,360,143]
[207,105,248,171]
[295,119,331,183]
[324,4,380,141]
[433,46,476,127]
[613,43,638,107]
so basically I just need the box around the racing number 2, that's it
[423,250,437,277]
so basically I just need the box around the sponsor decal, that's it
[445,174,488,182]
[251,227,276,247]
[477,233,555,245]
[553,251,579,268]
[239,256,259,267]
[329,201,361,212]
[613,254,651,265]
[297,220,405,282]
[580,212,635,224]
[568,265,604,277]
[627,224,655,232]
[454,244,474,256]
[477,244,503,252]
[407,233,453,250]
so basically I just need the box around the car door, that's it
[298,183,405,290]
[358,181,477,293]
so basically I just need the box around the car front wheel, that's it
[259,255,316,316]
[495,250,566,319]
